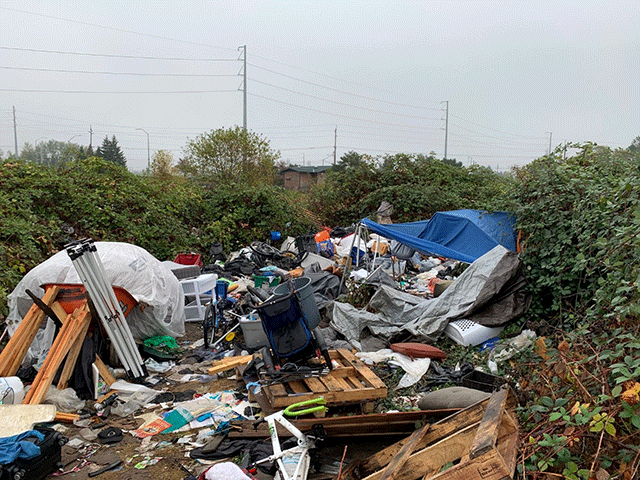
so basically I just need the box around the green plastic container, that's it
[253,275,280,288]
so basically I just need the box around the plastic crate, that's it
[174,253,203,268]
[462,369,505,393]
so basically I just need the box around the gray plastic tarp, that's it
[330,245,529,346]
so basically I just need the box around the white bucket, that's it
[0,377,25,404]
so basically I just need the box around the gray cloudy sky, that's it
[1,1,638,172]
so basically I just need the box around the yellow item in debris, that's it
[283,397,327,417]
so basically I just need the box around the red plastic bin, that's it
[173,253,203,268]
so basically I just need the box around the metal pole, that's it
[80,241,145,376]
[68,245,139,378]
[136,128,150,170]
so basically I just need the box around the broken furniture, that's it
[337,386,518,480]
[179,273,218,322]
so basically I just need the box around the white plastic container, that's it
[239,312,269,349]
[0,377,25,404]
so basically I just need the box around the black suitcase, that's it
[0,425,68,480]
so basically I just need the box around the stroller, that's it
[251,284,332,380]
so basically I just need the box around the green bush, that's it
[507,143,640,330]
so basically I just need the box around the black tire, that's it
[202,303,215,349]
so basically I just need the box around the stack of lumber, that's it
[23,301,92,405]
[0,286,61,377]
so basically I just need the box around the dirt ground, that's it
[42,322,382,480]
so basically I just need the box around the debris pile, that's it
[0,211,529,479]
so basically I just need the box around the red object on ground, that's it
[390,342,447,361]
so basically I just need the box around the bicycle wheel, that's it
[249,241,280,258]
[202,303,215,349]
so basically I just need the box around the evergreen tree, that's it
[96,136,126,167]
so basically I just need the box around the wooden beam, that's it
[468,387,509,459]
[0,286,60,377]
[379,424,430,480]
[57,310,92,390]
[94,354,116,386]
[207,354,252,375]
[24,305,91,405]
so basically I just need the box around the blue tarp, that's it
[361,209,517,264]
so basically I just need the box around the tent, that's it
[360,209,517,264]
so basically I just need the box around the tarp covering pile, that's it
[6,242,186,351]
[330,245,530,349]
[361,209,517,263]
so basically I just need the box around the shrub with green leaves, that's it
[507,142,640,330]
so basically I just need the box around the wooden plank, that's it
[361,422,479,480]
[302,376,329,394]
[0,286,60,377]
[468,387,509,459]
[26,307,90,405]
[94,354,116,386]
[22,308,78,404]
[207,355,252,375]
[50,302,69,324]
[359,399,490,476]
[379,424,430,480]
[424,442,510,480]
[57,307,92,390]
[288,380,309,394]
[338,349,387,389]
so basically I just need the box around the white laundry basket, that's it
[444,319,504,347]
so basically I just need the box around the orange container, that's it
[314,231,330,243]
[41,283,138,317]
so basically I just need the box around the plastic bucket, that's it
[0,377,25,404]
[273,277,320,329]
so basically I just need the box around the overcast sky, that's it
[1,1,638,172]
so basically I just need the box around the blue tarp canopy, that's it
[361,209,517,264]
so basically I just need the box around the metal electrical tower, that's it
[239,45,247,130]
[13,106,18,157]
[442,101,449,161]
[333,126,337,165]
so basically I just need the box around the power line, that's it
[0,46,237,62]
[450,113,547,140]
[248,62,441,111]
[1,88,238,94]
[0,6,238,53]
[249,92,441,130]
[251,79,441,121]
[247,52,441,107]
[0,66,237,77]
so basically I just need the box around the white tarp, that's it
[6,242,186,363]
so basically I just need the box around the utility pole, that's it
[333,126,337,165]
[13,106,18,157]
[239,45,247,130]
[547,132,553,155]
[88,125,93,150]
[136,128,150,170]
[442,101,449,161]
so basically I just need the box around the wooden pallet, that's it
[339,386,519,480]
[261,349,387,410]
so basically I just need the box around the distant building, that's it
[280,165,332,192]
